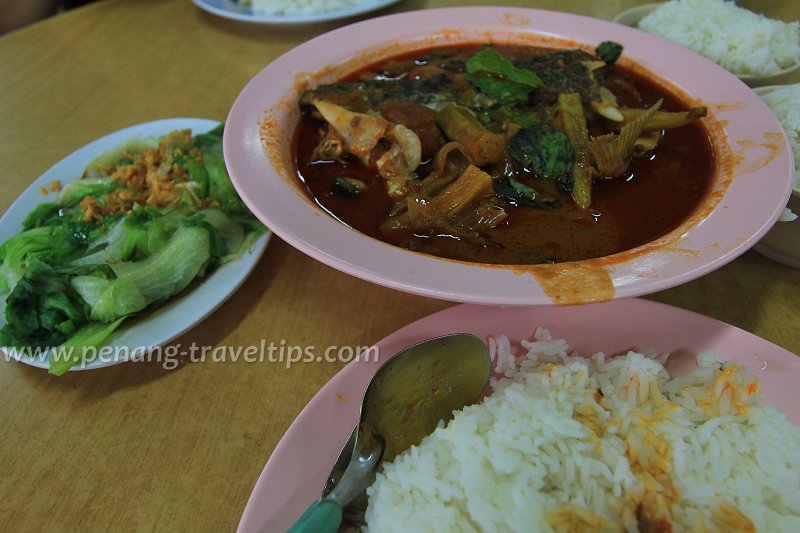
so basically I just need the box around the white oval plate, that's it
[0,118,271,371]
[238,299,800,532]
[192,0,401,25]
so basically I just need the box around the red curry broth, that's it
[293,45,714,265]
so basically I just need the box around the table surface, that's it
[1,0,798,531]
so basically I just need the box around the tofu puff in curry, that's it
[294,43,712,264]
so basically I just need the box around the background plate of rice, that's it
[238,299,800,532]
[612,0,800,87]
[192,0,401,24]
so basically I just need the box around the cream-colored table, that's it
[0,1,797,530]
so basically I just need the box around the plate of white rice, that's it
[238,299,800,532]
[192,0,401,24]
[613,0,800,87]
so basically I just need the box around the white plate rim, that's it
[0,118,271,372]
[192,0,402,25]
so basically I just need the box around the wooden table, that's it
[0,1,797,530]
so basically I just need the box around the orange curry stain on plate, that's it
[259,111,292,180]
[734,132,786,175]
[526,263,615,305]
[710,102,747,112]
[499,13,531,27]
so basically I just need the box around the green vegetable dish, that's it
[0,124,266,375]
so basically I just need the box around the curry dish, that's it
[293,44,713,264]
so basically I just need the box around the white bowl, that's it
[753,190,800,267]
[752,84,800,267]
[613,3,800,88]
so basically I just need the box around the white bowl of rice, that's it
[753,83,800,267]
[613,0,800,87]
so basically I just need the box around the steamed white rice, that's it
[638,0,800,77]
[760,83,800,190]
[759,83,800,222]
[245,0,365,16]
[365,329,800,532]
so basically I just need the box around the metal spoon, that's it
[287,333,491,533]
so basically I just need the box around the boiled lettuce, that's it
[0,123,267,374]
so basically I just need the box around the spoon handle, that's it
[287,499,341,533]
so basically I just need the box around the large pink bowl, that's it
[224,7,794,306]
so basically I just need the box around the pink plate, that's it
[237,299,800,532]
[224,7,794,306]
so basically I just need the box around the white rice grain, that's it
[759,83,800,191]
